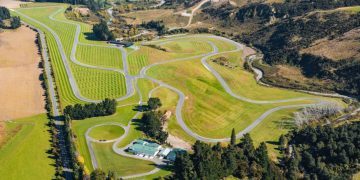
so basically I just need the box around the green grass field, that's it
[0,114,55,179]
[92,143,155,177]
[76,45,123,69]
[147,58,320,138]
[159,39,212,54]
[208,52,315,100]
[89,125,125,140]
[72,105,137,171]
[250,108,299,160]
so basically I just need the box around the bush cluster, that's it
[64,98,117,120]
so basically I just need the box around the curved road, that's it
[15,6,351,178]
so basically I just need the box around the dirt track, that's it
[0,26,45,121]
[0,0,26,8]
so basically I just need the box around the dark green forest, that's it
[281,123,360,179]
[173,123,360,179]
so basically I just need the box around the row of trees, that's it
[63,98,117,120]
[281,122,360,179]
[140,97,168,144]
[0,6,21,29]
[173,132,282,179]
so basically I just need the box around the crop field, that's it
[0,114,55,179]
[70,64,126,100]
[15,6,126,104]
[128,52,149,75]
[76,45,123,69]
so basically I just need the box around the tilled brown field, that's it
[0,26,45,121]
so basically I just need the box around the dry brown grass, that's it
[301,28,360,61]
[0,122,22,148]
[0,0,29,8]
[122,9,189,27]
[275,65,307,83]
[122,9,175,24]
[0,26,45,121]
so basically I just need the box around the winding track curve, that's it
[15,6,345,177]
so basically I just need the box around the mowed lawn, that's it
[92,143,155,177]
[250,108,299,161]
[0,114,55,179]
[208,52,315,100]
[72,106,137,171]
[89,125,125,140]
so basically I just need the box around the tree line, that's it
[64,98,117,120]
[0,6,21,29]
[280,122,360,179]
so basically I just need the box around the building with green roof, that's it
[128,139,161,157]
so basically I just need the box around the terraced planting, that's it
[15,6,126,103]
[13,3,346,179]
[70,64,126,100]
[76,45,123,69]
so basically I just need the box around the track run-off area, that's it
[12,4,347,178]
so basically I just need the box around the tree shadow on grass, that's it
[83,32,102,42]
[132,118,144,132]
[133,105,149,112]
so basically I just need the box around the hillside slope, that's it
[198,2,360,97]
